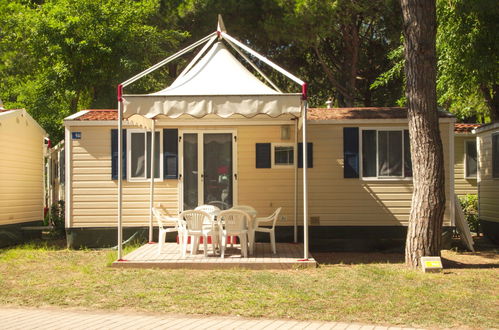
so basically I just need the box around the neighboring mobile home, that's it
[475,123,499,244]
[0,107,47,247]
[454,123,480,196]
[63,107,456,250]
[46,140,65,207]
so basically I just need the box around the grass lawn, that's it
[0,240,497,328]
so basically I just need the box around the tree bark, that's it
[401,0,446,269]
[340,21,360,107]
[480,84,498,122]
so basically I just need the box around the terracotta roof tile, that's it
[71,107,455,122]
[454,123,481,133]
[307,107,454,120]
[75,109,117,121]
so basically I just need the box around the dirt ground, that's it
[314,236,499,269]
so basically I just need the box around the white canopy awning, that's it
[123,42,301,119]
[116,16,310,262]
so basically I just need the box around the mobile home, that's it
[63,106,456,250]
[475,123,499,244]
[0,108,47,247]
[454,123,479,196]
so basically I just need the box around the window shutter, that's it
[404,130,413,177]
[298,142,313,168]
[493,134,499,178]
[343,127,359,178]
[111,129,127,180]
[163,129,178,179]
[255,143,271,168]
[60,149,65,184]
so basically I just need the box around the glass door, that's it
[203,133,233,210]
[181,131,234,211]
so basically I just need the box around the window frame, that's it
[359,127,412,181]
[126,129,164,182]
[271,142,296,169]
[464,139,477,179]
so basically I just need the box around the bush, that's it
[459,194,480,235]
[44,200,65,238]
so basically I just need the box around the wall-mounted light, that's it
[281,125,290,140]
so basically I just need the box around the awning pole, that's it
[117,86,124,260]
[302,100,309,260]
[294,119,298,243]
[148,120,156,243]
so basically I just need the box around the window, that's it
[465,140,477,179]
[127,130,162,181]
[493,133,499,178]
[271,143,294,167]
[361,129,412,179]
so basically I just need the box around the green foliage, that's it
[437,0,499,122]
[44,200,65,238]
[0,0,187,143]
[458,194,480,234]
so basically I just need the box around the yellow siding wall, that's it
[454,135,477,196]
[68,122,453,228]
[477,129,499,222]
[0,112,45,225]
[69,126,178,227]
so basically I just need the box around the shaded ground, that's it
[314,236,498,270]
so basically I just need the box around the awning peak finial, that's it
[217,14,227,34]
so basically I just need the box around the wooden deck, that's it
[111,242,317,269]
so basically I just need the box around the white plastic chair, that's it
[231,205,257,251]
[152,206,183,254]
[194,204,221,251]
[218,210,249,258]
[254,207,281,254]
[180,210,217,257]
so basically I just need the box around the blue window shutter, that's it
[298,142,313,168]
[111,129,127,180]
[404,130,413,177]
[343,127,359,178]
[163,129,178,179]
[256,143,271,168]
[60,149,65,184]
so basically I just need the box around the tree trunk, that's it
[401,0,446,269]
[340,21,360,107]
[480,84,498,122]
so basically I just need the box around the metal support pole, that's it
[117,87,124,260]
[148,120,156,243]
[302,100,309,260]
[294,119,298,243]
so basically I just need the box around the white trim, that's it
[271,143,295,168]
[474,122,499,134]
[64,127,71,228]
[359,127,412,180]
[463,138,478,180]
[178,129,238,211]
[64,110,90,120]
[126,129,164,183]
